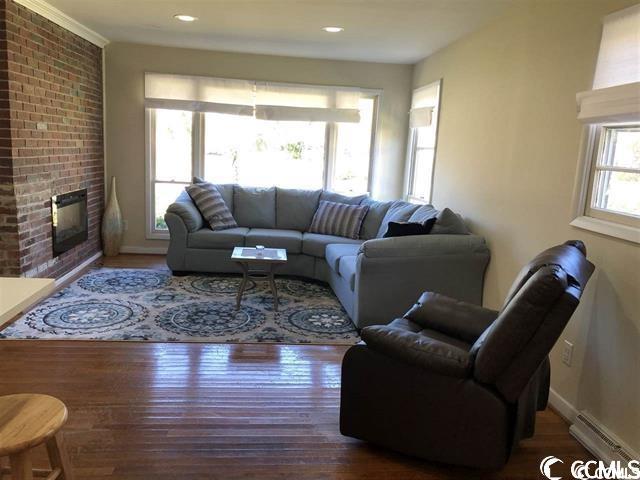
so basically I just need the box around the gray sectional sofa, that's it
[165,185,490,329]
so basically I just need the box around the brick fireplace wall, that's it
[0,0,104,278]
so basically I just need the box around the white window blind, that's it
[409,83,439,128]
[576,4,640,124]
[145,73,364,122]
[255,82,361,123]
[144,73,254,116]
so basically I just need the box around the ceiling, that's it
[47,0,512,64]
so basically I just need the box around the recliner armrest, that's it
[358,234,489,259]
[404,292,499,344]
[361,325,472,378]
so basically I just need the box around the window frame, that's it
[405,79,442,204]
[570,123,640,244]
[145,91,381,240]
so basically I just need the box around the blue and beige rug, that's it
[0,268,360,344]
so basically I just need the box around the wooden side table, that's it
[231,247,288,312]
[0,394,73,480]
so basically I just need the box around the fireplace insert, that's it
[51,189,88,256]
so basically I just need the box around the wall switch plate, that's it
[562,340,574,366]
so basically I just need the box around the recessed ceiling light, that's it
[322,26,344,33]
[174,14,198,22]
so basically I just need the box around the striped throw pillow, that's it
[186,183,237,231]
[309,201,369,239]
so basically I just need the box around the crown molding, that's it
[13,0,109,48]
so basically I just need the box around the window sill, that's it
[570,216,640,244]
[147,231,170,240]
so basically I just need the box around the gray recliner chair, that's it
[339,240,594,469]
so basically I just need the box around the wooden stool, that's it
[0,394,72,480]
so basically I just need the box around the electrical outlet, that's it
[123,220,129,231]
[562,340,574,366]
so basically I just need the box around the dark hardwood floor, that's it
[0,255,592,479]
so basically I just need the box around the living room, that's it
[0,0,638,478]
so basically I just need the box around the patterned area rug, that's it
[0,268,360,344]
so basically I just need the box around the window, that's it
[145,73,379,237]
[571,4,640,243]
[587,126,640,225]
[406,80,441,203]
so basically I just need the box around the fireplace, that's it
[51,189,88,256]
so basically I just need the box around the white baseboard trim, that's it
[548,387,578,423]
[119,245,168,255]
[55,251,102,287]
[549,388,639,463]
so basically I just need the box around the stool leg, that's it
[8,451,33,480]
[46,433,73,480]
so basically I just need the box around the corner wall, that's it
[104,42,413,252]
[412,0,640,453]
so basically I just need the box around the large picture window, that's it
[145,74,379,237]
[406,80,441,203]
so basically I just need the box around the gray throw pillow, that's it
[375,201,421,238]
[186,183,237,231]
[309,200,369,239]
[192,177,234,211]
[430,208,470,234]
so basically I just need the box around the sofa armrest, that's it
[361,325,472,378]
[166,199,203,233]
[359,234,489,259]
[404,292,499,344]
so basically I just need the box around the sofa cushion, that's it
[326,244,361,272]
[233,186,276,228]
[338,256,357,291]
[431,207,470,235]
[186,183,237,231]
[187,227,249,249]
[320,191,368,205]
[245,228,303,254]
[302,233,363,258]
[376,201,421,238]
[309,201,369,239]
[276,188,321,231]
[408,204,438,223]
[360,199,393,239]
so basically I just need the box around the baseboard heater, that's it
[570,411,637,463]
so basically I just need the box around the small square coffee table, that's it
[231,247,288,311]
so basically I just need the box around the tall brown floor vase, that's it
[101,176,123,256]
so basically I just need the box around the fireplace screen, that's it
[51,189,88,256]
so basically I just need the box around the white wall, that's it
[413,0,640,452]
[104,42,412,250]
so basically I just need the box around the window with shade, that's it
[145,73,379,236]
[406,80,442,203]
[571,4,640,243]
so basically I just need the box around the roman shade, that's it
[145,73,254,116]
[409,82,439,128]
[576,4,640,124]
[255,82,361,123]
